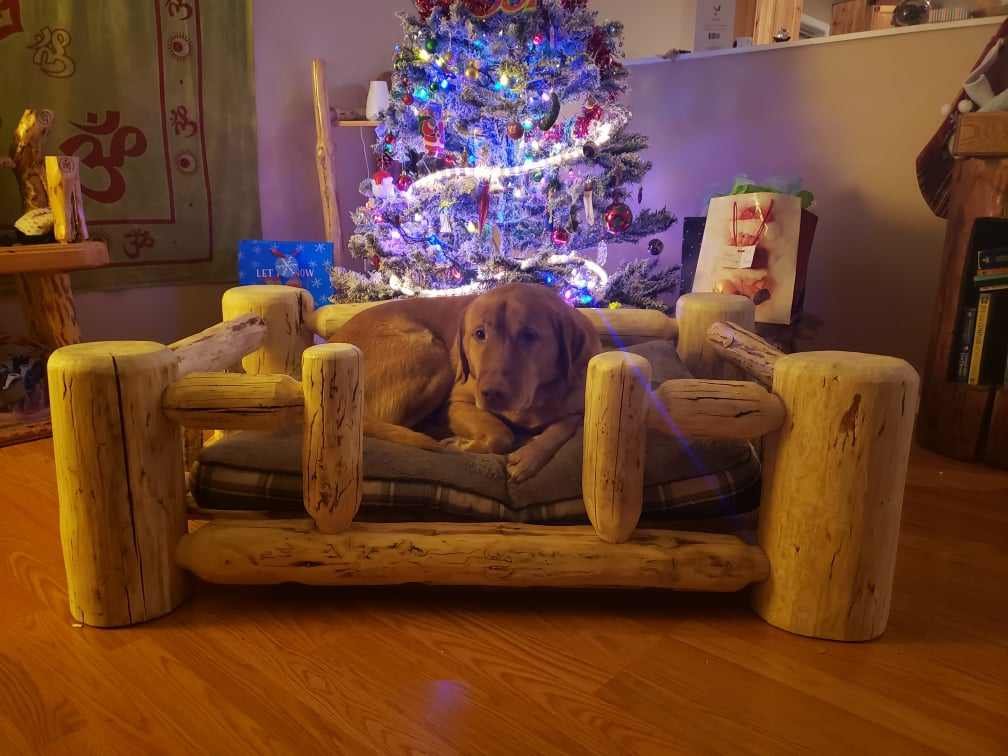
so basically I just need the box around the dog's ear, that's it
[553,307,594,387]
[455,310,471,383]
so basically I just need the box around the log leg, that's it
[675,292,755,379]
[15,272,81,349]
[221,285,314,377]
[583,351,651,544]
[48,342,189,627]
[751,351,920,641]
[302,343,363,533]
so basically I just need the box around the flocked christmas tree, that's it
[336,0,679,310]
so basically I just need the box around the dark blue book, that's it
[238,240,335,308]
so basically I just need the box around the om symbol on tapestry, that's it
[169,105,198,137]
[123,228,155,259]
[0,0,23,42]
[27,26,75,78]
[165,0,193,20]
[59,111,148,204]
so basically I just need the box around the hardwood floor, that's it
[1,439,1005,755]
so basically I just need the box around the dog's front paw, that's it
[506,443,550,483]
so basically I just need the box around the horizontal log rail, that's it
[163,372,304,431]
[705,321,785,389]
[176,521,770,591]
[168,313,267,376]
[310,301,678,345]
[647,378,786,440]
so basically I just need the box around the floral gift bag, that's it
[693,190,817,325]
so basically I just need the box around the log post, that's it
[45,155,88,243]
[48,342,189,627]
[221,285,314,377]
[15,271,81,349]
[676,293,755,379]
[302,343,363,533]
[583,351,651,544]
[751,351,920,641]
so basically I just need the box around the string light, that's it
[409,109,628,192]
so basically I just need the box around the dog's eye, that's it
[518,329,538,343]
[474,327,486,341]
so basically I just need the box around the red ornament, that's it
[372,168,393,184]
[371,255,381,269]
[507,121,525,139]
[384,133,396,144]
[415,0,452,21]
[551,227,570,246]
[604,202,633,234]
[396,173,414,191]
[403,93,414,105]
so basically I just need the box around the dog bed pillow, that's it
[191,341,761,524]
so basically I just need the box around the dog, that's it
[332,283,601,482]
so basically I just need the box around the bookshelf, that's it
[919,113,1008,469]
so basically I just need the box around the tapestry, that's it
[0,0,260,289]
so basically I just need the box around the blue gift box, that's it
[238,240,335,308]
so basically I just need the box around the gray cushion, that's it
[192,341,761,523]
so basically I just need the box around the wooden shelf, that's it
[0,240,109,275]
[337,120,379,128]
[0,415,51,448]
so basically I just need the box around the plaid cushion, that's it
[190,340,763,523]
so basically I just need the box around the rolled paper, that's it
[584,184,595,226]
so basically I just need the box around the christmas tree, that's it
[338,0,678,311]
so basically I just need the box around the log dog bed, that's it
[47,287,920,642]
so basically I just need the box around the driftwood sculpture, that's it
[8,108,55,214]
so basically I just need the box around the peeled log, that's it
[676,293,755,379]
[49,342,189,627]
[176,522,770,592]
[221,286,313,378]
[583,351,651,543]
[168,313,267,376]
[751,351,920,641]
[648,379,785,440]
[706,321,785,389]
[302,343,363,533]
[163,372,304,431]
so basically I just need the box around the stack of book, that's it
[962,248,1008,385]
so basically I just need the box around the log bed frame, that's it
[47,287,920,641]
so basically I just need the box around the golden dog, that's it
[332,283,601,482]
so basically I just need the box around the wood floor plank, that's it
[1,439,1006,755]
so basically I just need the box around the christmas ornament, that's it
[538,92,561,130]
[648,238,664,256]
[596,240,608,265]
[396,173,414,192]
[371,254,381,269]
[582,141,598,159]
[372,169,396,199]
[604,201,633,234]
[402,93,414,105]
[552,226,570,246]
[507,121,525,139]
[420,111,443,155]
[583,183,595,225]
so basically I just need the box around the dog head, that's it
[456,283,600,414]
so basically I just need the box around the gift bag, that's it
[693,192,817,325]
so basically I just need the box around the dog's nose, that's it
[480,387,507,407]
